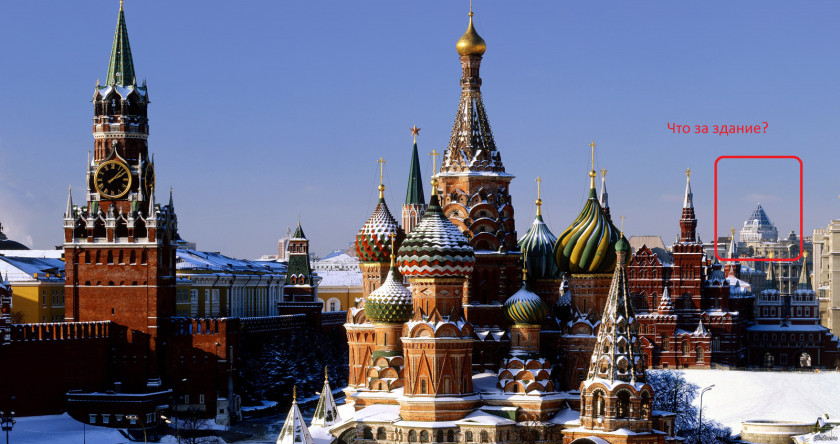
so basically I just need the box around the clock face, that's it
[144,163,155,196]
[94,160,132,199]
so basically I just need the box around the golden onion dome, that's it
[456,13,486,56]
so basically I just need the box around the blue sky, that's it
[0,1,838,258]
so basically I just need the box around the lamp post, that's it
[0,409,14,444]
[697,384,715,441]
[126,415,147,444]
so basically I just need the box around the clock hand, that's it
[108,170,127,184]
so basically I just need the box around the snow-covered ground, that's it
[8,413,228,443]
[680,369,840,434]
[10,413,134,443]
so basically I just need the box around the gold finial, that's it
[804,251,809,259]
[389,233,397,268]
[324,366,329,381]
[686,168,692,178]
[293,385,297,403]
[429,149,440,195]
[377,157,386,199]
[768,251,774,259]
[521,252,528,282]
[588,141,597,188]
[600,168,607,178]
[535,176,543,216]
[120,0,124,10]
[619,215,626,236]
[456,1,486,56]
[730,227,736,238]
[410,125,421,143]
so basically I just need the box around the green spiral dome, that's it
[504,284,549,325]
[554,187,620,274]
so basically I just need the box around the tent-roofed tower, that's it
[283,222,315,304]
[435,7,521,314]
[567,237,661,441]
[278,387,314,444]
[403,126,426,235]
[63,0,178,393]
[310,368,340,427]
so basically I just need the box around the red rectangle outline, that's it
[713,155,803,262]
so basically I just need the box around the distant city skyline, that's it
[0,1,837,258]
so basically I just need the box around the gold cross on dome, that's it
[601,168,607,178]
[536,176,542,200]
[619,215,626,233]
[377,157,386,185]
[686,168,692,178]
[589,140,596,171]
[730,227,736,237]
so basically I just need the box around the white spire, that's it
[683,169,694,209]
[147,185,156,218]
[65,186,74,219]
[310,367,340,427]
[599,169,609,209]
[278,386,314,444]
[693,318,709,336]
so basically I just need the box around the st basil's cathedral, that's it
[281,9,681,444]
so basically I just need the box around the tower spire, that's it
[679,167,697,243]
[106,0,136,86]
[310,367,340,427]
[65,186,74,219]
[798,251,812,291]
[278,385,314,444]
[405,126,425,205]
[535,176,543,216]
[683,168,694,209]
[599,168,611,219]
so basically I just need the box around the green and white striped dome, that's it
[518,214,561,280]
[504,283,549,325]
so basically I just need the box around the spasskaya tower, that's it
[62,0,177,389]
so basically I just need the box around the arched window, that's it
[764,352,774,368]
[420,430,429,443]
[447,430,454,442]
[107,251,114,264]
[465,431,473,442]
[682,340,690,356]
[661,335,670,351]
[696,346,704,363]
[437,430,444,443]
[480,431,489,443]
[377,427,386,440]
[363,427,373,439]
[641,391,651,418]
[616,390,631,418]
[593,390,605,418]
[409,430,417,443]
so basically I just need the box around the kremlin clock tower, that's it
[62,0,177,389]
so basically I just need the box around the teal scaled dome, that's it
[616,235,630,253]
[518,213,561,280]
[365,265,413,323]
[504,283,549,325]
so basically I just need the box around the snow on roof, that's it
[0,249,61,259]
[547,407,581,425]
[316,252,358,264]
[176,248,287,273]
[0,256,65,281]
[316,269,362,287]
[455,410,516,426]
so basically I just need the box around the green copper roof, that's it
[106,3,136,86]
[405,142,425,205]
[292,222,306,240]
